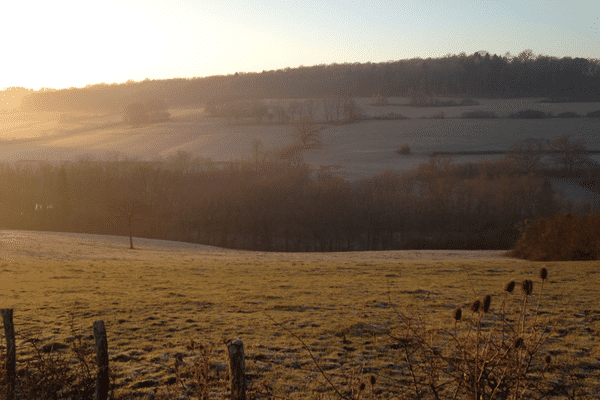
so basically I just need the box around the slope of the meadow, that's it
[0,230,598,398]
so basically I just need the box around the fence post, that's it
[226,338,247,400]
[93,320,109,400]
[1,309,16,400]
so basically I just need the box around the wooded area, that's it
[0,150,590,251]
[14,50,600,113]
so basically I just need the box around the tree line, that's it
[1,149,591,251]
[17,50,600,113]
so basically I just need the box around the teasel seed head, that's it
[513,337,524,349]
[470,299,481,313]
[359,382,366,391]
[544,354,552,365]
[504,280,515,293]
[539,267,548,281]
[521,279,533,296]
[452,307,462,321]
[370,375,376,386]
[482,295,492,313]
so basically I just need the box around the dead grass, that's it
[0,230,598,398]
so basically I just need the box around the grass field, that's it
[1,230,598,398]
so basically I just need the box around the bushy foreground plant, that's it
[508,213,600,261]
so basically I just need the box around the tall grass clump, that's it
[507,213,600,261]
[0,315,100,399]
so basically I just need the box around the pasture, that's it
[1,230,598,398]
[1,97,600,181]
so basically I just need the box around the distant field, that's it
[1,98,599,174]
[0,230,598,398]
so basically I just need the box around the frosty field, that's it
[0,230,598,398]
[2,97,600,182]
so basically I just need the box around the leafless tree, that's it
[303,99,319,119]
[287,101,302,122]
[505,138,548,172]
[548,135,590,170]
[110,199,147,249]
[291,116,321,147]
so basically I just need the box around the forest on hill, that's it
[1,146,592,252]
[12,50,600,113]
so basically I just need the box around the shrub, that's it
[507,213,600,261]
[461,110,498,118]
[123,98,170,127]
[557,111,581,118]
[509,109,551,119]
[585,109,600,118]
[396,144,411,155]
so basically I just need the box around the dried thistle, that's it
[504,280,515,293]
[359,382,366,391]
[452,307,462,321]
[470,299,481,313]
[539,267,548,281]
[521,279,533,296]
[482,295,491,313]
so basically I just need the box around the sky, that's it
[2,0,599,91]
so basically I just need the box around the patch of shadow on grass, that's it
[337,322,390,337]
[269,305,318,312]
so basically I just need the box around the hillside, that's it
[1,230,598,398]
[2,97,600,180]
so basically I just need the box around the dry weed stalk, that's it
[380,269,573,399]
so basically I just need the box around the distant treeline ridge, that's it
[14,50,600,112]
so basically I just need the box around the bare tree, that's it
[548,135,590,170]
[321,97,334,121]
[504,138,547,172]
[291,116,321,148]
[303,99,319,119]
[287,101,302,122]
[269,100,288,123]
[333,96,344,121]
[110,199,147,249]
[343,98,362,122]
[250,100,268,123]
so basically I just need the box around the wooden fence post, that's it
[226,338,247,400]
[93,320,109,400]
[1,309,16,400]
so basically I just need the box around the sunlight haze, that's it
[2,0,599,90]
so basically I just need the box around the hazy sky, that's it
[2,0,599,90]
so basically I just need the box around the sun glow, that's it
[3,0,168,90]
